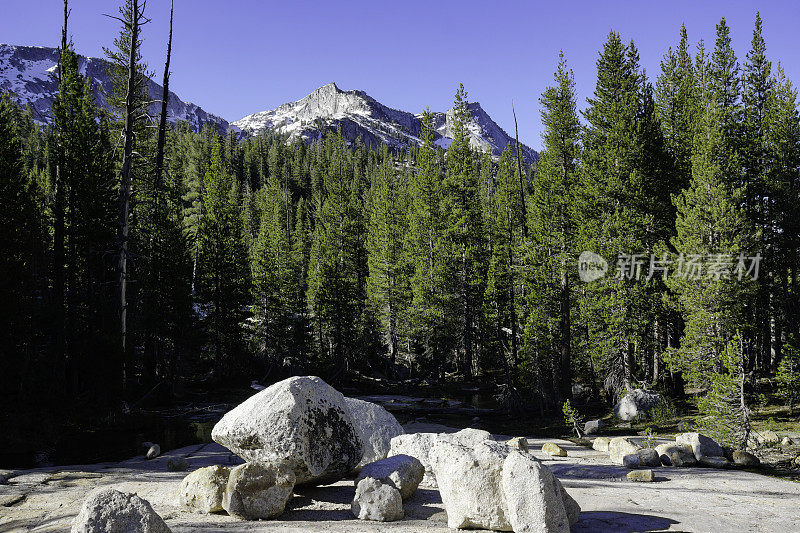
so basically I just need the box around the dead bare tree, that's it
[143,0,174,385]
[52,0,70,394]
[111,0,150,390]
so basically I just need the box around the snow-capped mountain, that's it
[233,82,537,163]
[0,44,230,133]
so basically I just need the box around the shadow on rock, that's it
[574,511,679,532]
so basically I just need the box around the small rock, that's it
[167,458,190,472]
[627,469,654,482]
[623,453,641,469]
[676,432,725,461]
[351,477,404,522]
[698,456,731,469]
[637,448,662,467]
[655,443,692,466]
[71,487,171,533]
[355,454,424,499]
[592,437,610,452]
[146,444,161,460]
[505,437,529,452]
[782,437,792,447]
[669,448,697,467]
[732,450,760,467]
[609,437,641,465]
[542,442,568,457]
[624,448,660,469]
[178,465,231,513]
[584,419,605,435]
[223,462,295,520]
[757,430,780,445]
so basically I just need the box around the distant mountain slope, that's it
[233,82,537,163]
[0,44,230,133]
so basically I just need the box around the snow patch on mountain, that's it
[234,82,537,163]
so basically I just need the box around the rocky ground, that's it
[3,428,800,532]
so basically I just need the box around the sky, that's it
[2,0,799,150]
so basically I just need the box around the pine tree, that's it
[777,335,800,414]
[656,23,698,192]
[739,13,773,373]
[197,143,251,376]
[578,32,656,395]
[668,98,755,383]
[366,145,410,369]
[441,84,486,378]
[696,332,752,450]
[0,91,40,398]
[485,143,523,388]
[766,67,800,353]
[407,111,453,378]
[525,51,582,405]
[307,129,365,374]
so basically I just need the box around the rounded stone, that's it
[178,465,231,513]
[223,462,295,520]
[542,442,568,457]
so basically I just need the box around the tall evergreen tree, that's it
[366,145,410,369]
[307,129,365,375]
[441,84,487,378]
[525,51,582,404]
[197,144,251,376]
[407,111,453,378]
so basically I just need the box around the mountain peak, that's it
[0,43,230,133]
[233,84,537,163]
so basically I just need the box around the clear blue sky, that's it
[2,0,799,149]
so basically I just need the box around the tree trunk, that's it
[117,0,142,394]
[144,0,173,387]
[53,0,69,397]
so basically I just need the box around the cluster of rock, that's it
[592,431,761,474]
[72,375,582,532]
[211,376,404,486]
[385,430,580,531]
[351,454,424,521]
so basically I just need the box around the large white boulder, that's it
[388,427,494,487]
[613,389,661,421]
[211,376,363,484]
[355,454,424,499]
[430,439,511,530]
[676,432,725,461]
[178,465,231,513]
[502,451,578,532]
[222,462,295,520]
[71,487,171,533]
[351,477,404,522]
[608,437,641,465]
[430,440,580,532]
[344,397,404,469]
